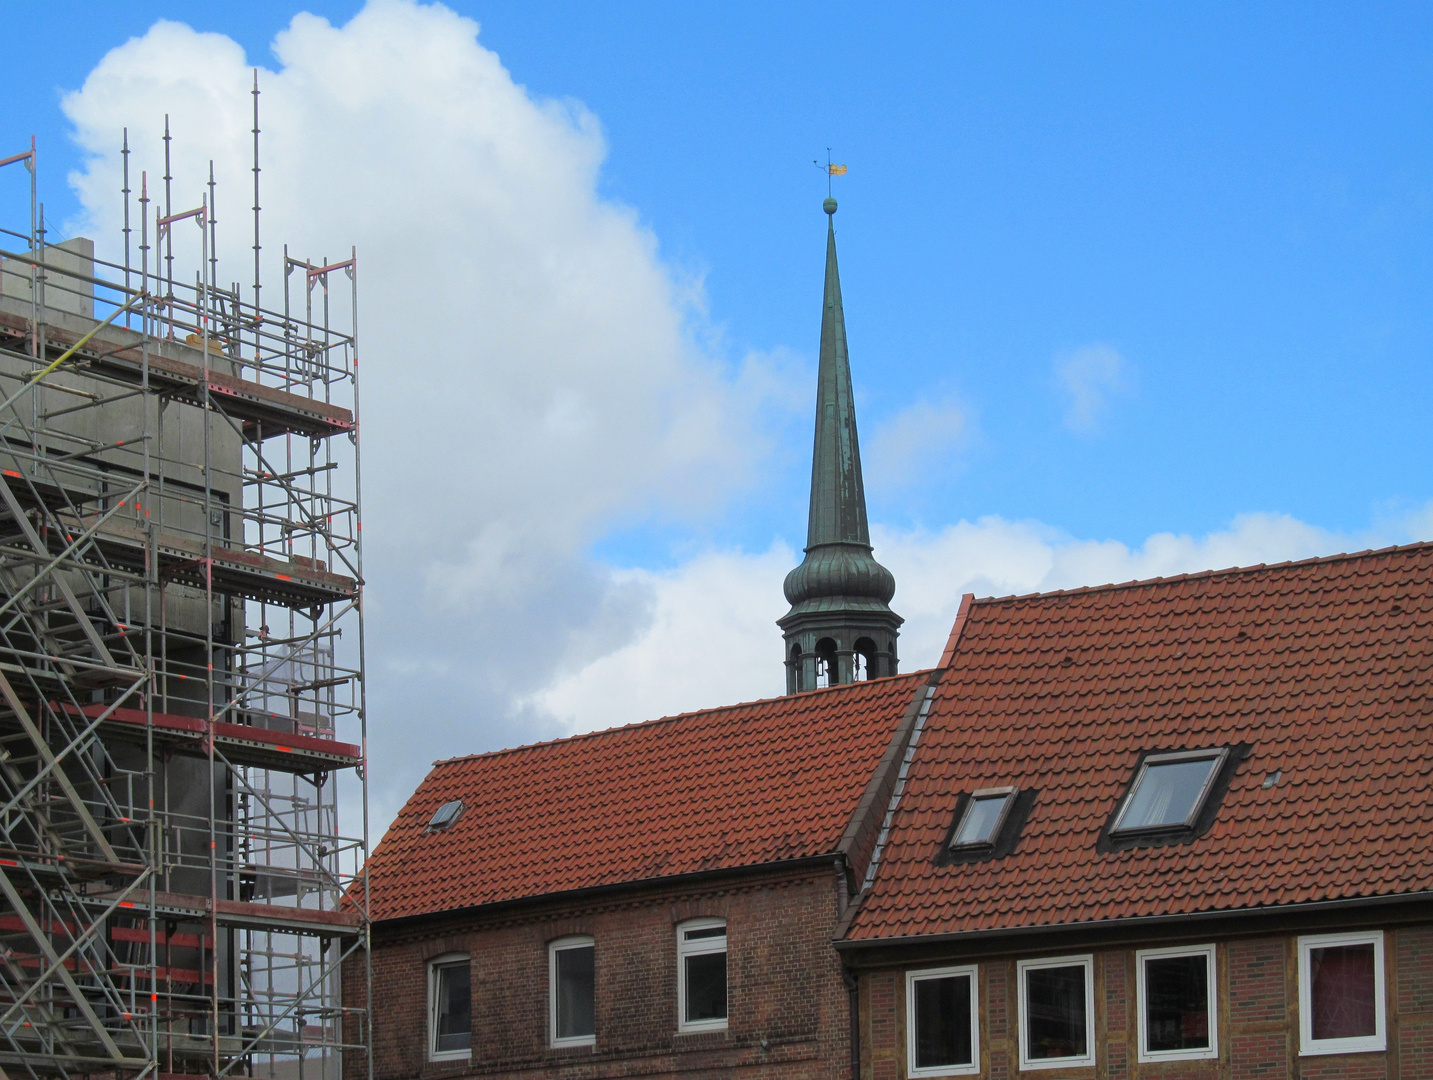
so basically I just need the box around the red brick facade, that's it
[345,862,856,1080]
[855,924,1433,1079]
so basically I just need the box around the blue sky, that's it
[7,1,1433,815]
[11,3,1433,557]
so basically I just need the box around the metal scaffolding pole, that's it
[0,101,370,1080]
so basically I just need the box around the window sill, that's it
[675,1027,730,1044]
[1017,1056,1096,1072]
[1138,1049,1218,1064]
[549,1040,596,1054]
[424,1053,472,1069]
[1300,1041,1387,1057]
[907,1064,978,1078]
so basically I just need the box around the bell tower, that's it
[779,197,902,693]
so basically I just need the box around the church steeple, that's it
[779,198,902,693]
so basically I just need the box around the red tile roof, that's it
[363,673,927,922]
[844,543,1433,942]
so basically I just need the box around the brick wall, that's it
[856,923,1433,1079]
[344,862,852,1080]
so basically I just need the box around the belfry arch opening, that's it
[815,638,838,688]
[853,638,877,680]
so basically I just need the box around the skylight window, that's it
[1113,750,1227,834]
[427,800,464,831]
[950,788,1016,849]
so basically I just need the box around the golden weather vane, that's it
[813,148,847,198]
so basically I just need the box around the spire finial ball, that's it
[823,196,838,215]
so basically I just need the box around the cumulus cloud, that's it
[527,544,796,734]
[59,0,789,825]
[533,509,1415,717]
[865,396,970,487]
[1055,343,1129,434]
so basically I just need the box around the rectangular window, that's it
[950,788,1016,849]
[428,956,471,1060]
[906,965,979,1076]
[550,936,595,1047]
[677,919,727,1032]
[1299,931,1386,1055]
[1017,955,1094,1070]
[1113,750,1226,833]
[1136,945,1217,1062]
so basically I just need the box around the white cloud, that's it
[59,0,791,825]
[1055,343,1129,434]
[533,510,1404,721]
[865,397,970,487]
[527,544,795,733]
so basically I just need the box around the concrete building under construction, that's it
[0,95,370,1080]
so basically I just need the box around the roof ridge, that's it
[971,539,1433,606]
[432,669,933,768]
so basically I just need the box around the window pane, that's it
[1121,758,1218,830]
[914,975,973,1068]
[434,963,471,1052]
[955,795,1010,845]
[1025,965,1087,1061]
[1310,944,1377,1041]
[556,945,595,1039]
[1145,955,1210,1051]
[684,951,727,1022]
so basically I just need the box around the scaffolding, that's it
[0,86,369,1080]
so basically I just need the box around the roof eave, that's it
[835,889,1433,967]
[369,852,845,934]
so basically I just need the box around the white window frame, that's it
[427,953,472,1062]
[1135,944,1218,1063]
[1111,748,1228,834]
[905,964,980,1077]
[549,935,596,1048]
[1298,930,1387,1056]
[1017,954,1095,1071]
[676,917,728,1034]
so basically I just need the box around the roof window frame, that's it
[935,786,1037,867]
[427,799,464,832]
[1111,749,1228,836]
[948,787,1018,851]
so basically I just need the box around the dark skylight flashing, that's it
[1097,744,1250,854]
[935,787,1037,866]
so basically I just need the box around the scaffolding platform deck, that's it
[91,889,362,937]
[63,703,363,774]
[48,515,357,608]
[0,467,357,608]
[0,308,355,442]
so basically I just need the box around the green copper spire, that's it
[779,198,901,693]
[805,197,869,547]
